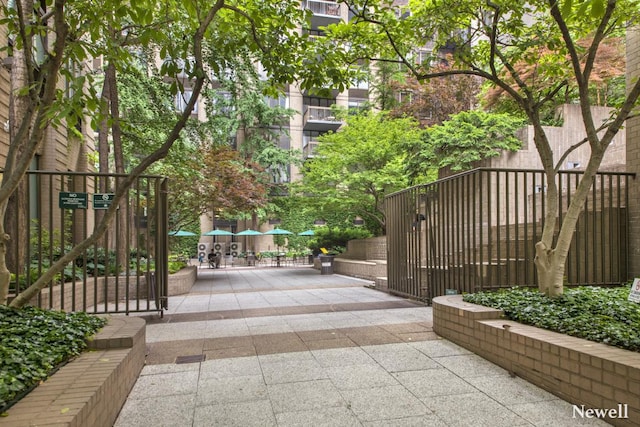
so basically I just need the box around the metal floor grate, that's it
[175,354,206,364]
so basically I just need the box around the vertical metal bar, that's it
[622,174,628,282]
[608,174,613,282]
[505,170,511,285]
[599,173,605,283]
[479,171,485,291]
[514,171,520,286]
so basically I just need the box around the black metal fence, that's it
[385,168,633,303]
[5,170,168,314]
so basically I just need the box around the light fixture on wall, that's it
[269,218,281,225]
[353,216,364,226]
[313,219,326,226]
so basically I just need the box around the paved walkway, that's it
[114,266,608,427]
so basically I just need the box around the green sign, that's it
[93,193,115,209]
[59,192,88,209]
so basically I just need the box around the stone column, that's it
[626,26,640,277]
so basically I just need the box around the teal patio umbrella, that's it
[235,229,263,236]
[298,229,315,236]
[169,230,197,237]
[264,228,293,235]
[235,229,263,253]
[264,228,292,253]
[203,229,233,236]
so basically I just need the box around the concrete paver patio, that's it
[114,266,609,427]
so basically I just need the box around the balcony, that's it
[303,106,343,131]
[304,0,341,29]
[303,139,320,159]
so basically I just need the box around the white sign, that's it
[628,278,640,303]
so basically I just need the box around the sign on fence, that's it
[93,193,115,209]
[59,192,88,209]
[628,278,640,303]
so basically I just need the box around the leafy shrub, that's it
[0,306,107,411]
[306,227,373,255]
[463,286,640,351]
[167,260,186,274]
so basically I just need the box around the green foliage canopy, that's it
[298,111,423,232]
[404,110,526,178]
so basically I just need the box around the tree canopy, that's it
[0,0,357,307]
[321,0,640,296]
[298,111,423,233]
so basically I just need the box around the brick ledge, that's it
[433,295,640,427]
[2,316,146,427]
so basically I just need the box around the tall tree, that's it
[324,0,640,296]
[297,111,422,233]
[1,0,354,307]
[403,110,526,183]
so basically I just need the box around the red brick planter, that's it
[433,295,640,427]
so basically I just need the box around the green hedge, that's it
[463,286,640,351]
[0,306,107,412]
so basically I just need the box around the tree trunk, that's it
[106,62,129,270]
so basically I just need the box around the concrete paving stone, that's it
[295,328,348,342]
[203,335,253,350]
[275,406,361,427]
[138,361,200,376]
[203,345,257,359]
[392,368,478,398]
[466,374,560,405]
[311,347,378,367]
[397,331,439,343]
[113,393,196,427]
[126,370,200,399]
[199,356,262,380]
[326,363,399,390]
[285,317,336,331]
[425,392,532,427]
[145,321,208,343]
[340,384,430,422]
[257,349,315,364]
[507,400,613,426]
[343,329,405,346]
[305,336,359,351]
[409,338,472,358]
[379,322,433,335]
[260,357,328,384]
[193,400,276,427]
[203,319,251,338]
[432,353,508,378]
[247,323,296,336]
[362,414,449,427]
[363,345,442,372]
[252,332,308,355]
[196,375,269,406]
[144,344,199,365]
[266,379,345,413]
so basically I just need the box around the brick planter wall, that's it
[433,295,640,426]
[2,317,146,427]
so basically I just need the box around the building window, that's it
[176,90,198,114]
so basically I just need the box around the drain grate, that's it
[175,354,206,364]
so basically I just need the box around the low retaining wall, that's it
[168,265,196,296]
[23,266,196,312]
[433,295,640,426]
[2,316,146,427]
[333,258,386,281]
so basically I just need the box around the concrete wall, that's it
[627,27,640,277]
[328,236,388,281]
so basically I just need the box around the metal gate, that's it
[5,170,168,315]
[386,168,633,303]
